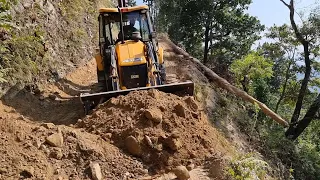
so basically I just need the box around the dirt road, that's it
[0,38,229,179]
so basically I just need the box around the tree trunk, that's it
[163,36,289,127]
[275,61,292,113]
[280,0,312,123]
[203,16,210,64]
[291,43,311,123]
[286,94,320,140]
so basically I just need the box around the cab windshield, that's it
[101,11,150,44]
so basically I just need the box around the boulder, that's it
[46,133,64,147]
[125,136,142,156]
[90,162,102,180]
[173,166,190,180]
[145,108,163,123]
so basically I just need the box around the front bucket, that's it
[80,81,194,114]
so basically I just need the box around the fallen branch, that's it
[162,36,289,127]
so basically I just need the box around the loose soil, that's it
[0,37,232,179]
[77,89,230,174]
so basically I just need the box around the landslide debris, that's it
[77,89,228,174]
[0,117,147,179]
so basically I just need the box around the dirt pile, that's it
[0,115,147,179]
[77,89,229,174]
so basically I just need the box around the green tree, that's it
[156,0,264,64]
[230,52,273,93]
[280,0,320,139]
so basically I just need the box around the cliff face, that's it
[0,0,113,96]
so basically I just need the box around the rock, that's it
[20,166,34,178]
[90,162,102,180]
[144,135,153,147]
[187,164,195,171]
[145,108,162,123]
[34,139,42,149]
[125,136,142,156]
[173,166,190,180]
[66,136,77,143]
[0,168,7,174]
[46,133,64,147]
[165,137,183,151]
[49,94,57,100]
[40,144,50,154]
[17,115,26,121]
[126,116,132,121]
[105,133,112,139]
[42,123,55,129]
[171,131,180,138]
[184,97,198,111]
[15,132,25,142]
[50,148,63,160]
[39,95,45,101]
[109,98,119,106]
[174,103,187,118]
[33,88,41,95]
[148,89,160,99]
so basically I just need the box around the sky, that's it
[136,0,318,28]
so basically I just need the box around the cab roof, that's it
[99,5,149,13]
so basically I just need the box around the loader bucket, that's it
[80,81,194,114]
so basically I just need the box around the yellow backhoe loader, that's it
[80,1,194,114]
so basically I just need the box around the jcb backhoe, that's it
[80,1,194,114]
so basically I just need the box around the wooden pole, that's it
[162,36,289,128]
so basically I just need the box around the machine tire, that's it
[159,64,167,84]
[84,100,93,115]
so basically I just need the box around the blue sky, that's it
[136,0,317,28]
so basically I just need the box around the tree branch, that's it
[280,0,290,8]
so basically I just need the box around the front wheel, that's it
[159,64,166,84]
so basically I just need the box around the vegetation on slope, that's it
[0,0,113,95]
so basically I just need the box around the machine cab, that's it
[96,5,164,91]
[98,5,154,46]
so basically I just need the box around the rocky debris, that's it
[50,148,63,160]
[174,103,187,118]
[125,136,142,156]
[165,136,183,151]
[49,94,57,100]
[187,164,195,171]
[17,115,26,121]
[184,97,198,111]
[144,135,153,147]
[39,95,45,101]
[77,89,228,172]
[46,133,64,147]
[20,166,34,178]
[145,108,163,123]
[173,166,190,180]
[0,168,7,174]
[42,123,55,129]
[148,89,160,99]
[33,88,41,95]
[90,162,103,180]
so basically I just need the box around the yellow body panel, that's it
[115,40,147,66]
[99,5,148,13]
[95,54,104,71]
[158,47,164,64]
